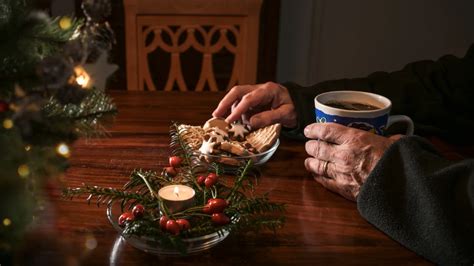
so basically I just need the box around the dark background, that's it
[73,0,281,90]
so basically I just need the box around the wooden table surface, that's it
[21,91,430,265]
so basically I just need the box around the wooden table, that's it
[19,91,430,265]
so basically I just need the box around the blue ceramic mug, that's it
[314,91,414,135]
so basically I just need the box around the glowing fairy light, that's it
[25,145,31,151]
[3,218,11,227]
[18,164,30,178]
[59,16,72,30]
[74,66,91,89]
[56,143,70,158]
[3,119,13,129]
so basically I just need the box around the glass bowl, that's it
[196,138,280,167]
[107,201,230,256]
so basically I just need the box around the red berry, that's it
[132,204,145,218]
[211,213,230,225]
[169,156,182,168]
[196,175,206,185]
[164,166,177,177]
[166,220,181,235]
[159,216,169,230]
[176,219,191,230]
[204,176,218,188]
[203,205,212,214]
[118,212,134,226]
[207,173,218,180]
[207,198,228,213]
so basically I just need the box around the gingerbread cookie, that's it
[178,118,280,166]
[246,123,281,153]
[198,134,222,155]
[203,117,229,131]
[228,123,249,141]
[220,141,250,156]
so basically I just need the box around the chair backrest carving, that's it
[124,0,262,91]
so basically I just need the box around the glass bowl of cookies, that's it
[177,118,281,167]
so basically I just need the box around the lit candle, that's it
[158,185,195,213]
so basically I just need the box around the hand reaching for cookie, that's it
[212,82,297,129]
[304,122,402,201]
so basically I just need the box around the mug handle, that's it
[387,115,414,135]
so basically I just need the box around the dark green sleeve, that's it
[357,136,474,265]
[284,44,474,144]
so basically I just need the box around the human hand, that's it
[303,122,402,201]
[212,82,297,129]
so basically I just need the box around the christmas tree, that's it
[0,0,117,261]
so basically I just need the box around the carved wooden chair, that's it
[123,0,262,91]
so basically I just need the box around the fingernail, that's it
[304,125,311,136]
[304,158,310,170]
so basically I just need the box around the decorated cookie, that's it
[178,118,281,166]
[228,123,249,141]
[198,135,221,155]
[205,127,229,140]
[203,117,229,131]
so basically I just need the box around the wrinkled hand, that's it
[304,122,402,201]
[212,82,297,129]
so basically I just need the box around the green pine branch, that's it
[63,122,286,254]
[42,89,117,138]
[0,0,82,89]
[63,184,158,211]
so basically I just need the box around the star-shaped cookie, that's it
[228,123,249,139]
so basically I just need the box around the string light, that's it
[3,218,11,227]
[3,119,13,129]
[18,164,30,178]
[74,66,91,89]
[56,143,70,158]
[25,145,31,151]
[59,16,72,30]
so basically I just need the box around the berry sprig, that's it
[64,123,286,253]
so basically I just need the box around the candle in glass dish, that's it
[158,185,195,213]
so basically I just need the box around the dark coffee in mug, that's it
[325,100,380,111]
[315,91,414,135]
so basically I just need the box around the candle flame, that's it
[173,186,180,198]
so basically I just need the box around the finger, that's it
[212,85,255,118]
[249,104,296,129]
[304,157,335,178]
[304,122,356,145]
[225,88,271,124]
[304,139,337,162]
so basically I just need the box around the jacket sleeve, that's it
[357,136,474,265]
[284,44,474,144]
